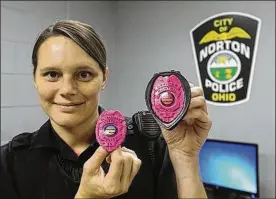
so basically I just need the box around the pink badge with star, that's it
[96,110,126,152]
[145,70,191,130]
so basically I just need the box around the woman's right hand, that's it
[75,146,142,199]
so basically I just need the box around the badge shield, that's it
[145,70,191,130]
[190,12,261,106]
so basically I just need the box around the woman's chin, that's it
[50,114,85,128]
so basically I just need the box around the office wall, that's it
[1,1,117,143]
[1,1,275,198]
[113,1,275,198]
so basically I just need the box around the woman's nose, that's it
[59,78,78,96]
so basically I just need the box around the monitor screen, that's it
[199,139,258,195]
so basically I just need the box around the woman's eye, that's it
[43,71,61,81]
[78,71,93,81]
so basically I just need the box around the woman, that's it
[0,20,212,199]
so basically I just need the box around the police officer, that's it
[0,20,212,199]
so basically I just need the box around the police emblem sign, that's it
[190,12,261,106]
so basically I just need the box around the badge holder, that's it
[145,70,191,130]
[96,110,126,152]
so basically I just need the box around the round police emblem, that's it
[207,50,241,85]
[160,91,175,107]
[104,125,117,136]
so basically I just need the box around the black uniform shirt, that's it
[0,108,178,199]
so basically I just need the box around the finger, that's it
[188,95,207,113]
[191,86,204,98]
[121,147,140,167]
[129,157,142,184]
[184,108,210,124]
[120,152,133,192]
[122,147,142,182]
[106,147,135,164]
[83,146,109,175]
[105,147,124,181]
[122,147,137,156]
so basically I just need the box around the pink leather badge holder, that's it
[145,70,191,130]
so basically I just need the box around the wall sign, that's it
[190,12,261,106]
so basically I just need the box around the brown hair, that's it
[32,19,107,75]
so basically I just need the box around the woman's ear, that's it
[102,67,109,90]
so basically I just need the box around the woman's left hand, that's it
[161,84,212,161]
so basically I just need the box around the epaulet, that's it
[9,132,36,150]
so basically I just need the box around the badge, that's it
[190,12,261,106]
[96,110,126,152]
[145,70,191,130]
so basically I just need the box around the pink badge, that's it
[96,110,127,152]
[145,70,191,130]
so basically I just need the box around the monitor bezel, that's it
[200,138,260,198]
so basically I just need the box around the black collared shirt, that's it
[1,108,178,199]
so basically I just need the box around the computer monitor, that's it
[199,139,259,198]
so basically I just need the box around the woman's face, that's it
[34,36,108,128]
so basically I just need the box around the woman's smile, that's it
[53,102,85,112]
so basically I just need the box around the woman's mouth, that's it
[56,103,84,106]
[53,102,85,112]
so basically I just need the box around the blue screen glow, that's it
[199,140,258,194]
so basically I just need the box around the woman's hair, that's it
[32,19,107,75]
